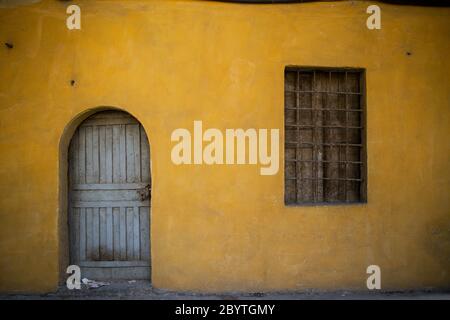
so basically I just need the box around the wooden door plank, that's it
[78,260,149,268]
[69,208,80,264]
[92,126,100,183]
[73,183,149,190]
[99,207,107,260]
[73,200,144,208]
[133,206,140,260]
[99,126,107,183]
[79,208,86,261]
[133,125,141,183]
[119,125,127,183]
[78,127,86,184]
[85,126,94,184]
[126,207,134,259]
[119,207,127,260]
[92,207,100,260]
[139,206,150,261]
[106,207,113,260]
[105,126,113,183]
[126,125,136,183]
[112,125,120,183]
[72,189,140,202]
[112,207,120,260]
[70,131,79,185]
[140,126,150,184]
[73,208,80,263]
[86,207,93,260]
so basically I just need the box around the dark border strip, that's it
[212,1,450,7]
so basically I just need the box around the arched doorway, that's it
[68,110,151,280]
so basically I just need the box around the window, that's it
[284,67,367,205]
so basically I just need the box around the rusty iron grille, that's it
[284,67,367,205]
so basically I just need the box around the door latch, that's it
[137,184,151,201]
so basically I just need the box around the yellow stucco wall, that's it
[0,0,449,293]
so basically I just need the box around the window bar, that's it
[295,70,300,203]
[344,71,349,202]
[285,142,363,147]
[312,71,316,202]
[286,177,362,182]
[285,124,363,129]
[359,72,366,201]
[327,71,331,200]
[309,72,315,202]
[337,73,343,201]
[286,107,362,112]
[285,159,363,164]
[317,72,324,202]
[285,89,362,95]
[330,71,339,200]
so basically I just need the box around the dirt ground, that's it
[1,281,449,300]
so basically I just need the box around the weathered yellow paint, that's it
[0,0,449,293]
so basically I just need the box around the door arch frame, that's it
[58,106,153,284]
